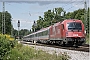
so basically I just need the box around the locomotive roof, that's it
[64,19,82,22]
[61,19,82,23]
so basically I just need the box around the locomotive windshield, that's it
[67,22,82,31]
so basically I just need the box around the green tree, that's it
[37,16,44,29]
[55,7,63,16]
[44,10,54,26]
[19,29,29,36]
[54,7,65,22]
[13,29,31,39]
[32,7,65,31]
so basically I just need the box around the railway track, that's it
[20,41,89,52]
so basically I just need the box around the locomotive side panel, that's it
[49,22,63,40]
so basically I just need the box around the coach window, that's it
[35,34,36,37]
[42,32,44,36]
[39,32,41,36]
[43,30,47,35]
[36,33,38,37]
[40,32,41,36]
[35,33,37,37]
[32,34,34,37]
[44,31,46,35]
[39,33,40,36]
[29,36,30,38]
[43,31,46,36]
[36,33,37,37]
[46,30,48,35]
[40,32,42,36]
[34,34,35,37]
[35,34,37,37]
[43,31,45,35]
[45,30,47,35]
[32,35,33,37]
[41,32,43,36]
[42,31,44,36]
[31,35,32,38]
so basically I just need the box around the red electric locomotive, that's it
[23,19,86,46]
[49,19,86,46]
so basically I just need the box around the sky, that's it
[0,0,89,30]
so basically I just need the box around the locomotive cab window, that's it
[67,22,82,31]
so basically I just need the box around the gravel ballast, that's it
[24,44,89,60]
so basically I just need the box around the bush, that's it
[0,34,69,60]
[0,35,15,59]
[3,44,36,60]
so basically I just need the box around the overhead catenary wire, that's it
[64,0,84,12]
[61,0,83,8]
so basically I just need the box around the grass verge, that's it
[3,43,69,60]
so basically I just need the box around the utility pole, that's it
[33,20,37,58]
[2,2,5,34]
[33,20,37,42]
[84,0,88,34]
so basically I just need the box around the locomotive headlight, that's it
[81,38,85,41]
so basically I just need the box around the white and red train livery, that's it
[23,19,86,46]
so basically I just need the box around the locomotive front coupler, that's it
[73,38,78,47]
